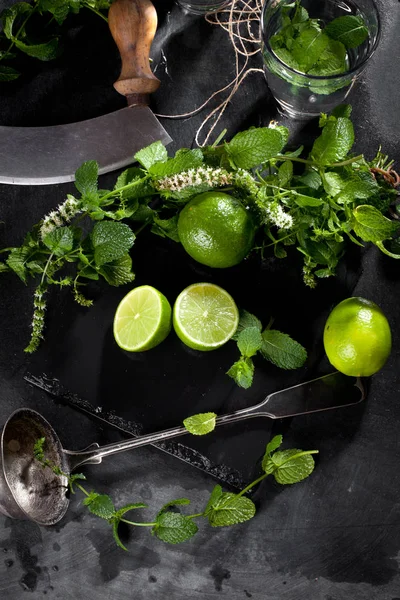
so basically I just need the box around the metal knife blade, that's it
[0,106,171,185]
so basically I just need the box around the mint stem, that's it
[120,518,156,527]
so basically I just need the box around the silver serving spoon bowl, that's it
[0,372,365,526]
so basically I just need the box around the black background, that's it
[0,1,400,598]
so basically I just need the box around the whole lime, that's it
[177,191,255,268]
[323,297,391,377]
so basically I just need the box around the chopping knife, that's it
[0,0,171,186]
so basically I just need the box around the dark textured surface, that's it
[1,0,400,598]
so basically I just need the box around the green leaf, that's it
[151,215,180,242]
[291,28,330,72]
[265,435,283,457]
[0,65,20,81]
[1,2,32,40]
[97,253,135,286]
[267,449,316,485]
[308,38,347,76]
[337,171,380,204]
[6,247,31,283]
[237,326,263,358]
[183,413,217,436]
[157,498,191,517]
[324,15,369,49]
[293,194,324,208]
[330,104,352,119]
[231,309,262,341]
[272,47,300,71]
[75,161,99,197]
[225,127,285,169]
[260,330,307,370]
[113,502,148,519]
[152,512,198,544]
[352,205,399,243]
[323,172,347,196]
[14,38,59,61]
[91,221,135,266]
[226,357,254,389]
[83,493,115,519]
[204,485,223,514]
[43,226,74,257]
[149,149,203,178]
[278,161,293,186]
[310,117,354,165]
[134,141,168,170]
[205,492,256,527]
[298,170,322,190]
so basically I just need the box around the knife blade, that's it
[0,0,171,186]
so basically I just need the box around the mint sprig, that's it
[227,311,307,388]
[34,432,318,549]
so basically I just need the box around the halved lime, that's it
[173,283,239,351]
[113,285,172,352]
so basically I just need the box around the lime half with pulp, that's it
[173,282,239,351]
[113,285,172,352]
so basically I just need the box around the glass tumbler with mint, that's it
[260,0,380,118]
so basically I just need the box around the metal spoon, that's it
[0,372,364,526]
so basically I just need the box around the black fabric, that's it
[0,1,399,597]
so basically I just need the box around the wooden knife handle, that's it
[108,0,161,105]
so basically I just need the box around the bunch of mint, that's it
[0,0,113,82]
[268,1,369,93]
[34,427,318,549]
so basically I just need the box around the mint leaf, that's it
[149,149,203,178]
[204,485,223,514]
[352,205,399,243]
[337,171,379,204]
[0,65,20,81]
[272,47,300,71]
[237,327,263,358]
[298,170,322,190]
[265,434,283,457]
[14,37,59,61]
[310,117,354,165]
[152,512,198,544]
[261,330,307,370]
[325,15,369,49]
[205,492,256,527]
[151,215,180,242]
[331,104,352,119]
[231,309,262,341]
[308,38,347,76]
[6,247,32,283]
[135,141,168,170]
[43,227,74,257]
[98,253,135,286]
[75,161,98,197]
[157,498,191,517]
[291,28,330,72]
[183,413,217,436]
[323,172,347,196]
[83,493,115,519]
[293,194,324,208]
[226,357,254,389]
[1,2,32,40]
[113,502,148,519]
[226,128,286,169]
[91,222,135,266]
[267,449,316,485]
[278,161,293,186]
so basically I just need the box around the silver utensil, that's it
[1,372,364,526]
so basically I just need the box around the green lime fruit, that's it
[323,297,392,377]
[177,191,255,268]
[113,285,172,352]
[173,282,239,351]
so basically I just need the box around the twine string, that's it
[155,0,265,146]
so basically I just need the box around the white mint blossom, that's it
[264,201,293,230]
[154,167,233,193]
[40,195,82,239]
